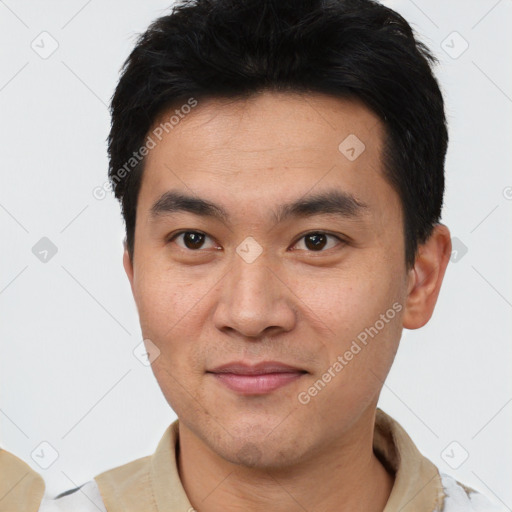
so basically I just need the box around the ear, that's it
[402,224,452,329]
[122,237,135,293]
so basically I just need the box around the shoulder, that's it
[0,448,45,512]
[37,481,106,512]
[38,453,155,511]
[439,472,507,512]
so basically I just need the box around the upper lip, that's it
[208,361,307,375]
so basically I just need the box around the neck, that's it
[177,409,394,512]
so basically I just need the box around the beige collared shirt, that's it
[38,409,504,511]
[0,448,45,512]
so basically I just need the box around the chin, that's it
[222,440,303,470]
[208,422,309,470]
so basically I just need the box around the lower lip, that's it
[211,372,304,394]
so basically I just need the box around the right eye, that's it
[168,231,219,251]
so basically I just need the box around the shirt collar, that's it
[374,408,445,511]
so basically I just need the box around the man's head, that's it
[109,0,451,469]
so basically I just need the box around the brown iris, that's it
[304,233,328,251]
[183,232,206,249]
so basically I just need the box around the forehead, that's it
[148,91,383,162]
[138,91,394,221]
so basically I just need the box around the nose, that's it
[212,250,297,340]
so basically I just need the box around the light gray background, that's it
[1,0,511,506]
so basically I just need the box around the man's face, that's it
[125,92,411,468]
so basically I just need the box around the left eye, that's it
[292,232,343,252]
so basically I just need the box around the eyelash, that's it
[167,230,346,252]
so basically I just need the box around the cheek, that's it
[133,265,203,336]
[291,263,405,389]
[132,265,213,376]
[294,266,401,333]
[296,279,404,425]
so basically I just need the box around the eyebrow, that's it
[150,190,368,225]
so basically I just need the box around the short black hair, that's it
[108,0,448,267]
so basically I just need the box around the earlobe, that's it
[402,224,452,329]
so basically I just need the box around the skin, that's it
[123,91,452,511]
